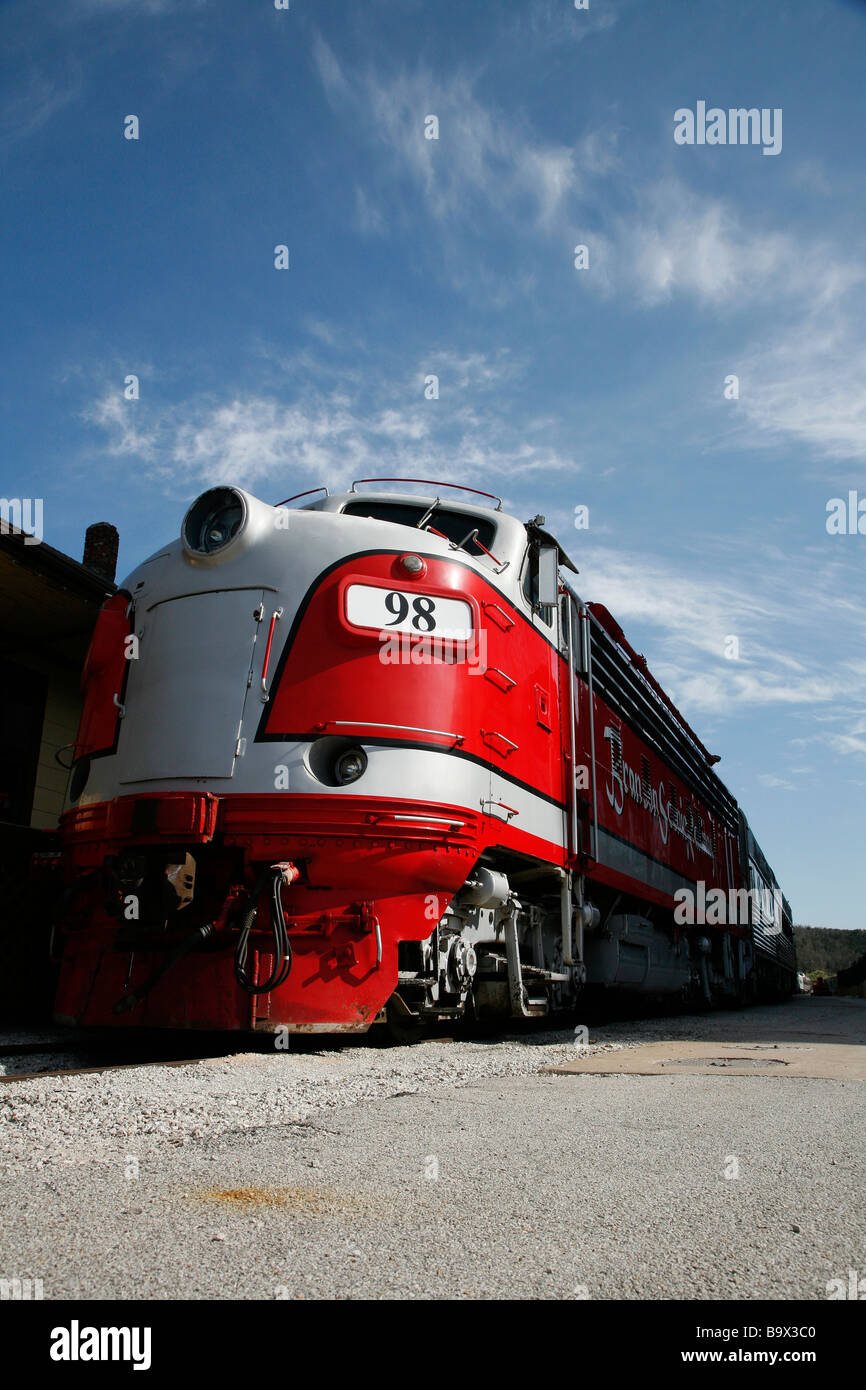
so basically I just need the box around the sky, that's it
[1,0,864,929]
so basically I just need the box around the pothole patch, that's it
[545,1038,866,1080]
[660,1056,787,1069]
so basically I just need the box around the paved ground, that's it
[0,997,863,1300]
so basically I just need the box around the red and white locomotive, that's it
[55,480,796,1035]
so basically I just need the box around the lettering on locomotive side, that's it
[602,726,713,860]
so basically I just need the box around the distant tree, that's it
[794,926,866,975]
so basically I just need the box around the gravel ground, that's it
[0,997,863,1300]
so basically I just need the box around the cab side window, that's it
[522,544,554,627]
[522,543,540,607]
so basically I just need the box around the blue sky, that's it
[2,0,864,929]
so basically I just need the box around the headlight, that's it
[334,748,367,785]
[182,487,247,556]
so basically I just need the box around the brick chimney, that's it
[83,522,119,583]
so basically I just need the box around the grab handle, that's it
[261,608,284,697]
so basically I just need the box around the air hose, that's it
[234,863,298,995]
[113,863,297,1013]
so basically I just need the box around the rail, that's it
[314,719,464,746]
[273,487,330,507]
[350,478,503,510]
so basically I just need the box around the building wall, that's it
[30,674,81,829]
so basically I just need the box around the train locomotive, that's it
[54,480,796,1035]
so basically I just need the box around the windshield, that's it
[341,500,497,558]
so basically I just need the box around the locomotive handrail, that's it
[481,600,515,631]
[260,607,283,696]
[564,598,579,861]
[273,486,330,506]
[318,719,464,746]
[350,478,503,510]
[365,811,468,837]
[579,605,599,861]
[483,666,516,692]
[383,813,466,827]
[480,729,518,752]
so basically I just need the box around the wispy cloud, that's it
[595,175,864,313]
[602,180,792,308]
[515,0,618,45]
[592,177,866,461]
[0,65,83,148]
[82,350,866,762]
[313,35,613,237]
[311,36,859,326]
[571,542,866,763]
[310,30,866,465]
[82,349,578,498]
[82,393,160,461]
[732,318,866,463]
[758,772,796,791]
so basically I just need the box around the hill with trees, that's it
[793,926,866,975]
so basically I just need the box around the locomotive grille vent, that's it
[641,755,651,799]
[610,728,623,775]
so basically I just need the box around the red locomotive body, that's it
[54,482,795,1034]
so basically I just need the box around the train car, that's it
[53,480,796,1035]
[737,812,797,1000]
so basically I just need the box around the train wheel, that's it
[384,995,424,1045]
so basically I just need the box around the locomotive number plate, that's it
[345,584,473,638]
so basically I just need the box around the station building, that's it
[0,520,117,1017]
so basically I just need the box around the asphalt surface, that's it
[0,996,863,1300]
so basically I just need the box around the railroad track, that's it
[0,1033,247,1084]
[0,992,796,1083]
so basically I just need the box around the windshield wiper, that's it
[415,498,440,529]
[454,527,478,553]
